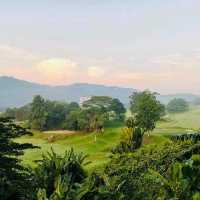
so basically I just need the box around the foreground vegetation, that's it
[1,116,200,200]
[1,91,200,199]
[16,99,200,170]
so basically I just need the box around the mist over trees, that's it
[167,98,189,113]
[193,97,200,105]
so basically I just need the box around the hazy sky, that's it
[0,0,200,94]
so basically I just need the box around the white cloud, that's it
[37,58,77,75]
[87,66,105,78]
[35,58,78,84]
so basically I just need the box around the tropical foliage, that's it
[1,91,200,200]
[0,117,36,200]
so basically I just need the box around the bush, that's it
[33,148,88,199]
[170,133,200,143]
[113,127,143,153]
[106,141,200,199]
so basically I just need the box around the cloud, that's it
[35,58,78,84]
[0,45,80,85]
[0,45,200,94]
[87,66,105,78]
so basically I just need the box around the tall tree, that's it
[0,117,36,199]
[130,90,165,134]
[29,95,47,130]
[109,98,126,120]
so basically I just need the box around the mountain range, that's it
[0,76,199,110]
[0,76,135,109]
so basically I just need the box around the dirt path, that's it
[43,130,77,135]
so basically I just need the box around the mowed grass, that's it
[15,106,200,170]
[154,105,200,136]
[15,122,123,170]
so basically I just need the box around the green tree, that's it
[83,96,126,122]
[45,101,73,129]
[82,96,113,110]
[15,104,31,121]
[0,117,36,200]
[65,109,82,131]
[3,108,17,118]
[109,98,126,120]
[29,95,47,130]
[3,105,31,122]
[68,102,80,112]
[130,90,165,135]
[167,98,189,113]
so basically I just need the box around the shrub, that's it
[113,127,143,153]
[106,141,200,199]
[170,133,200,143]
[33,148,88,198]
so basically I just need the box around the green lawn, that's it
[15,122,123,170]
[15,106,200,170]
[153,105,200,136]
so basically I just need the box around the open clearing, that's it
[15,106,200,171]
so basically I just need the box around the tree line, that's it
[2,95,126,132]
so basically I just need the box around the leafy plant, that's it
[33,148,88,198]
[0,117,36,200]
[113,126,143,153]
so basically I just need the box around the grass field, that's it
[15,105,200,170]
[16,122,124,170]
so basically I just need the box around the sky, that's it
[0,0,200,94]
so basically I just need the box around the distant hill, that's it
[156,94,199,105]
[0,76,135,109]
[0,76,199,110]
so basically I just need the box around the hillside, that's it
[0,76,199,109]
[0,76,134,109]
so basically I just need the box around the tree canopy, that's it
[130,90,165,133]
[167,98,189,113]
[3,95,126,132]
[28,95,80,131]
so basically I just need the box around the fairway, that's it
[15,123,124,170]
[15,106,200,170]
[154,105,200,136]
